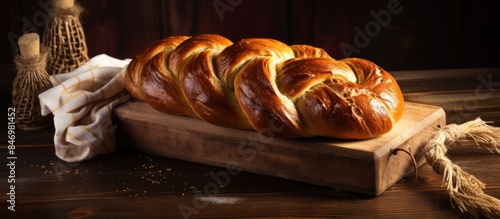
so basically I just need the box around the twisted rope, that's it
[423,118,500,218]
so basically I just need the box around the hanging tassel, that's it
[423,117,500,219]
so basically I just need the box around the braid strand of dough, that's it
[124,34,405,139]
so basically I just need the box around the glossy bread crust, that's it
[124,34,404,139]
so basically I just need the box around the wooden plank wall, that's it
[1,0,498,71]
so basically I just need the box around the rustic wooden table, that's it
[1,67,499,218]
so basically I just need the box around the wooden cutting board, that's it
[113,100,445,196]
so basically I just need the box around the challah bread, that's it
[124,34,405,139]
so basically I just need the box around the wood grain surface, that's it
[114,100,445,196]
[0,67,499,218]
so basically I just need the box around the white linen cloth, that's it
[39,54,131,162]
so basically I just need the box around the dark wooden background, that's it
[1,0,499,72]
[1,0,499,108]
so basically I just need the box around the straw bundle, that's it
[12,33,53,130]
[43,0,89,75]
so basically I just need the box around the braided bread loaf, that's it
[124,34,404,139]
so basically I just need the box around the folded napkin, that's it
[39,54,131,162]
